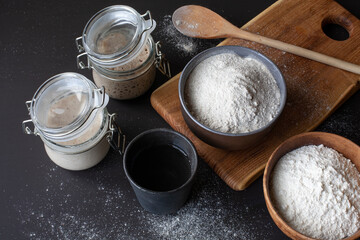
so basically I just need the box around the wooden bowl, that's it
[263,131,360,240]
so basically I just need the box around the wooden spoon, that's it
[172,5,360,75]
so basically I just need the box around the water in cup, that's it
[130,144,191,191]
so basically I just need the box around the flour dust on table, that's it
[157,15,200,57]
[15,158,274,240]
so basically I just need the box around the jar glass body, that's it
[76,5,159,100]
[41,108,110,171]
[23,72,113,170]
[92,36,156,99]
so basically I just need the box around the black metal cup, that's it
[123,128,198,214]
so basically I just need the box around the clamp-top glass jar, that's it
[76,5,170,100]
[22,73,125,170]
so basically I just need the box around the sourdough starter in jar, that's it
[76,5,159,100]
[92,36,156,99]
[43,93,110,170]
[23,73,113,171]
[45,93,103,146]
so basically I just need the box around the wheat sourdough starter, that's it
[44,93,109,170]
[185,52,280,134]
[92,32,156,100]
[271,145,360,239]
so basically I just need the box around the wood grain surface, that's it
[151,0,360,191]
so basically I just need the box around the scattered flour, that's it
[15,158,274,239]
[185,52,280,133]
[142,176,273,240]
[157,15,199,56]
[174,19,199,30]
[270,144,360,240]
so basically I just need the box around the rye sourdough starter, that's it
[92,32,156,100]
[44,93,109,170]
[185,52,280,134]
[270,145,360,239]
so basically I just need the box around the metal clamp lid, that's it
[22,120,37,135]
[22,101,38,135]
[155,41,172,78]
[76,45,90,70]
[107,113,126,155]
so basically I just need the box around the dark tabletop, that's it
[1,0,359,239]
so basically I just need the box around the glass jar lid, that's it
[29,72,109,141]
[81,5,156,68]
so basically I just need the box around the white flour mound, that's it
[271,144,360,240]
[185,52,280,134]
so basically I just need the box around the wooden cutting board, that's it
[151,0,360,191]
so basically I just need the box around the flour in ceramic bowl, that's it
[270,144,360,240]
[185,52,280,134]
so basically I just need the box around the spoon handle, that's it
[233,29,360,75]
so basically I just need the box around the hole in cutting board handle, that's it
[321,15,352,41]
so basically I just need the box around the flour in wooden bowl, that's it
[185,52,280,134]
[270,144,360,239]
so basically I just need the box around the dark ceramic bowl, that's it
[179,46,286,150]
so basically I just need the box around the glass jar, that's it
[22,73,125,170]
[76,5,170,100]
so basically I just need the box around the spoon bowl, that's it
[172,5,238,39]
